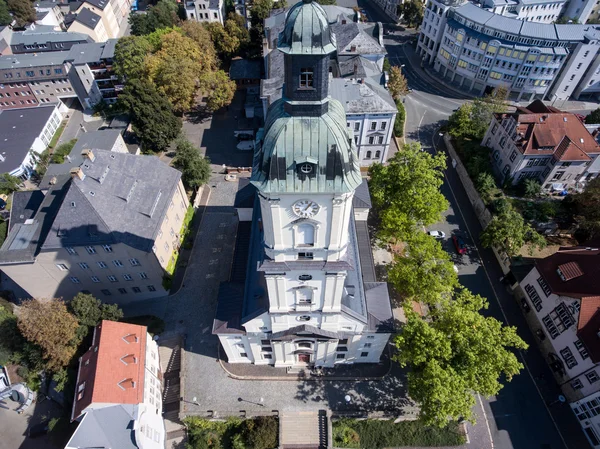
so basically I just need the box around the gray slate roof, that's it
[330,77,396,114]
[353,179,371,209]
[67,40,114,64]
[364,282,393,332]
[338,55,380,78]
[11,30,90,46]
[252,98,362,194]
[0,51,68,69]
[278,0,337,56]
[332,22,385,55]
[229,58,262,80]
[9,190,45,232]
[73,7,102,31]
[0,106,56,175]
[42,149,182,251]
[66,405,137,449]
[83,0,109,10]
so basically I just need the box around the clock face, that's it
[292,199,320,218]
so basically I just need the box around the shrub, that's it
[333,422,360,448]
[241,416,278,449]
[394,100,406,137]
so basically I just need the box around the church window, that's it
[298,315,311,321]
[297,342,312,348]
[296,224,314,247]
[299,68,314,88]
[299,163,313,174]
[298,274,312,281]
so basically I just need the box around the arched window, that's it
[375,150,381,158]
[298,315,311,321]
[296,224,314,247]
[366,150,372,159]
[503,164,510,175]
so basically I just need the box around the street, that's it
[358,0,593,447]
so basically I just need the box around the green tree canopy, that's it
[6,0,35,26]
[119,78,182,152]
[388,232,458,305]
[0,173,21,194]
[173,138,211,190]
[0,0,11,26]
[251,0,274,23]
[480,207,546,256]
[394,288,527,427]
[586,108,600,124]
[129,0,179,35]
[113,35,152,80]
[369,143,449,242]
[476,172,497,205]
[387,66,408,100]
[200,69,236,112]
[569,177,600,238]
[204,21,241,56]
[448,89,507,140]
[69,293,124,328]
[17,298,79,371]
[398,0,423,28]
[180,21,218,69]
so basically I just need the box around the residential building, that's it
[0,104,66,178]
[66,39,120,107]
[371,0,402,22]
[0,149,189,302]
[514,244,600,447]
[482,100,600,190]
[418,0,600,102]
[185,0,226,24]
[480,0,565,23]
[213,0,393,367]
[34,0,67,28]
[10,30,91,54]
[68,7,110,42]
[261,6,396,165]
[73,0,121,39]
[0,26,12,56]
[67,320,164,449]
[562,0,599,23]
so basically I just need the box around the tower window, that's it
[299,68,314,88]
[296,224,314,247]
[300,163,313,174]
[298,274,312,281]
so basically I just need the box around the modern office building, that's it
[213,0,393,368]
[482,100,600,190]
[418,0,600,102]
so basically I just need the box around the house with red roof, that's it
[517,242,600,447]
[482,100,600,191]
[65,320,164,449]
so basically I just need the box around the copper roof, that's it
[577,297,600,363]
[71,320,147,420]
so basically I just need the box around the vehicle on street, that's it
[452,235,467,254]
[427,230,445,239]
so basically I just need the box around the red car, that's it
[452,235,467,254]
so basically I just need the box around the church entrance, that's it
[297,353,311,365]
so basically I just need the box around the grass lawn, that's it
[47,121,68,150]
[332,419,465,449]
[122,315,165,335]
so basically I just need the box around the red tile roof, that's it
[577,297,600,363]
[71,320,147,421]
[558,261,584,281]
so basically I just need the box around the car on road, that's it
[427,230,445,239]
[452,235,467,254]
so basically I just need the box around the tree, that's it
[394,288,527,427]
[569,177,600,238]
[204,21,241,56]
[0,0,12,26]
[480,208,546,256]
[0,173,21,194]
[522,179,541,198]
[225,12,250,50]
[448,91,506,141]
[586,108,600,124]
[17,298,79,371]
[129,0,179,35]
[448,103,474,140]
[251,0,273,23]
[200,70,236,112]
[146,31,206,113]
[113,36,152,80]
[388,232,458,305]
[173,138,211,190]
[69,293,123,328]
[119,79,182,152]
[387,66,408,100]
[476,172,497,205]
[369,143,448,242]
[399,0,423,28]
[181,21,217,70]
[6,0,35,26]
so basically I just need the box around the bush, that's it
[241,416,278,449]
[333,423,360,448]
[184,417,277,449]
[51,139,78,164]
[394,100,406,137]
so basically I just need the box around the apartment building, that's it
[260,6,396,166]
[482,100,600,190]
[0,104,66,178]
[418,0,600,102]
[515,244,600,448]
[186,0,226,24]
[74,0,121,39]
[0,149,189,302]
[10,30,91,54]
[34,0,67,28]
[67,320,164,449]
[68,7,110,42]
[562,0,600,23]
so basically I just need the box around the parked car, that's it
[427,230,446,239]
[452,235,467,254]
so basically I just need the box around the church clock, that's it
[292,199,320,218]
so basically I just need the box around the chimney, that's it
[49,176,57,185]
[81,148,95,162]
[70,167,85,181]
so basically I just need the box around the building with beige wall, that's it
[74,0,120,39]
[68,8,110,42]
[0,149,189,303]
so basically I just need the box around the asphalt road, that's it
[359,1,593,448]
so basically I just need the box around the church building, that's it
[212,0,393,367]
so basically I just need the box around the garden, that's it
[184,416,278,449]
[332,418,466,449]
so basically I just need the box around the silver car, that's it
[427,230,446,239]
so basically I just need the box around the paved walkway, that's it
[280,411,326,449]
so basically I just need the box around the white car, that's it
[427,230,446,239]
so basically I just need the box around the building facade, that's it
[0,149,189,302]
[214,0,393,368]
[418,0,600,102]
[482,100,600,190]
[515,245,600,448]
[67,320,164,449]
[371,0,402,22]
[185,0,226,24]
[480,0,565,23]
[10,30,91,54]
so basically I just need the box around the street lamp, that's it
[192,397,200,406]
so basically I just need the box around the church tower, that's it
[214,0,392,368]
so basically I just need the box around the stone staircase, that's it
[159,334,183,421]
[280,410,329,449]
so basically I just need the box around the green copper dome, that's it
[278,0,337,55]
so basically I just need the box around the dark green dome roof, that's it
[278,0,337,55]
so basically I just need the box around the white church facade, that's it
[212,0,393,368]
